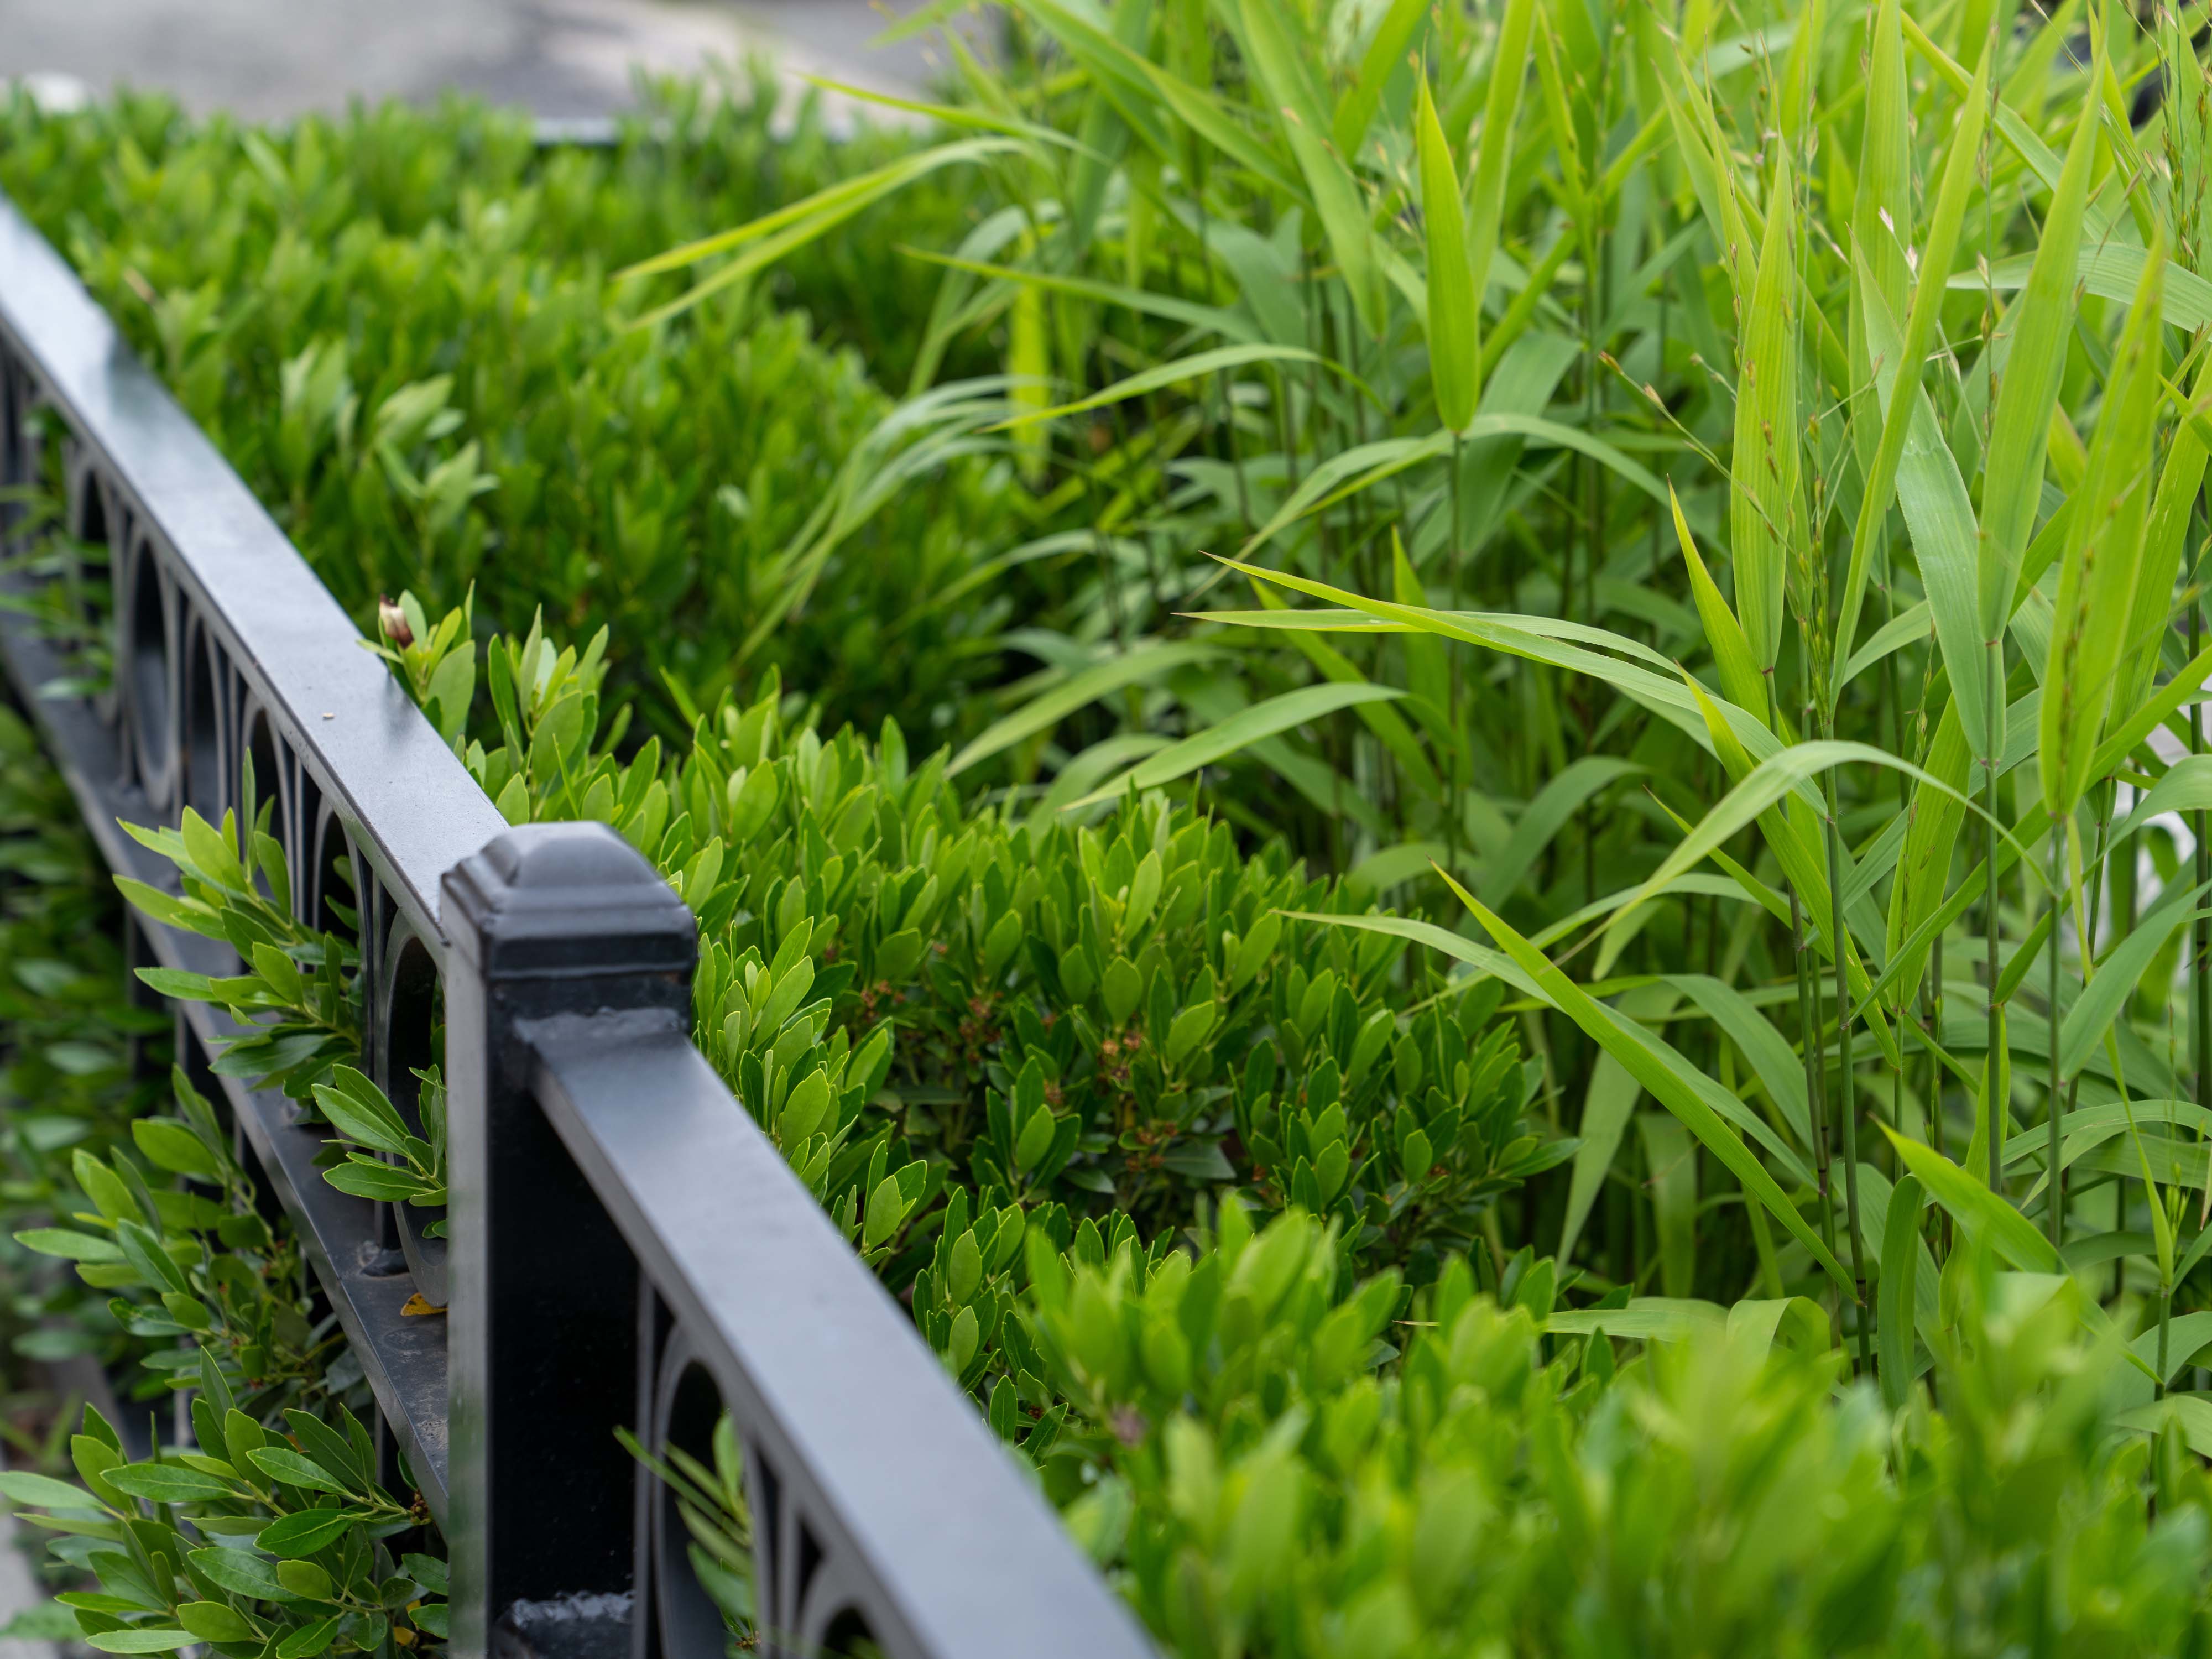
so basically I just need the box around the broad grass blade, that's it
[1976,24,2101,643]
[1670,485,1766,720]
[1240,0,1386,334]
[990,343,1331,430]
[1446,875,1851,1290]
[1858,267,1990,761]
[1416,72,1478,432]
[1883,1127,2060,1271]
[1830,42,1991,710]
[2058,883,2212,1082]
[948,642,1223,776]
[1066,682,1406,807]
[1731,152,1799,672]
[2040,236,2164,817]
[1559,983,1677,1263]
[1463,0,1537,364]
[1333,0,1427,159]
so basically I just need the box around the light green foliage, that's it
[400,597,1562,1431]
[0,533,448,1642]
[1032,1205,2212,1657]
[14,852,452,1649]
[105,795,448,1234]
[311,1068,446,1231]
[20,1,2212,1650]
[113,782,356,1104]
[0,701,168,1375]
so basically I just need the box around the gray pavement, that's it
[0,0,988,125]
[0,1505,54,1659]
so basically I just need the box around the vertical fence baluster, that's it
[444,822,698,1657]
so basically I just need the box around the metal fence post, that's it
[442,823,698,1658]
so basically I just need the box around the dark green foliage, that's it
[0,1380,444,1659]
[0,81,1029,740]
[18,1072,335,1418]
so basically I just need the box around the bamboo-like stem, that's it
[1303,254,1334,576]
[1080,468,1128,653]
[1648,238,1668,650]
[1985,638,2004,1190]
[1929,931,1945,1161]
[2159,1279,2173,1402]
[1823,764,1872,1375]
[2047,824,2064,1249]
[1186,147,1252,537]
[2062,782,2119,1182]
[1777,677,1835,1261]
[1577,213,1608,907]
[2194,596,2210,1201]
[1806,888,1836,1255]
[1447,431,1467,877]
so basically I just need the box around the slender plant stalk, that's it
[1928,933,1945,1161]
[1824,765,1872,1375]
[2159,1280,2173,1402]
[2195,595,2210,1193]
[2063,781,2119,1185]
[1776,672,1835,1264]
[1577,214,1608,907]
[2048,825,2064,1249]
[1188,168,1253,539]
[1986,639,2004,1190]
[1448,430,1467,875]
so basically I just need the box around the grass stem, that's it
[1985,639,2003,1190]
[2047,825,2063,1250]
[1824,763,1871,1375]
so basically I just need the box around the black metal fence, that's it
[0,190,1154,1659]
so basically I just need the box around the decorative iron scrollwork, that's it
[643,1312,883,1659]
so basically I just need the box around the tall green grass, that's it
[666,0,2212,1405]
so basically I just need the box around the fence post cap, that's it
[442,821,696,982]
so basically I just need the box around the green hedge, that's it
[0,83,1030,740]
[10,45,2212,1657]
[3,582,1557,1655]
[16,631,2212,1652]
[1034,1209,2212,1657]
[372,604,2212,1653]
[375,598,1563,1401]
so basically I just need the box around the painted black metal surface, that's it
[528,1001,1150,1658]
[0,184,1158,1659]
[442,826,693,1654]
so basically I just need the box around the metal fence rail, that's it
[0,189,1154,1659]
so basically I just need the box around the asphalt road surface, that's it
[0,0,973,122]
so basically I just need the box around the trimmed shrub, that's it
[378,599,1564,1400]
[1031,1206,2212,1658]
[0,84,1029,740]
